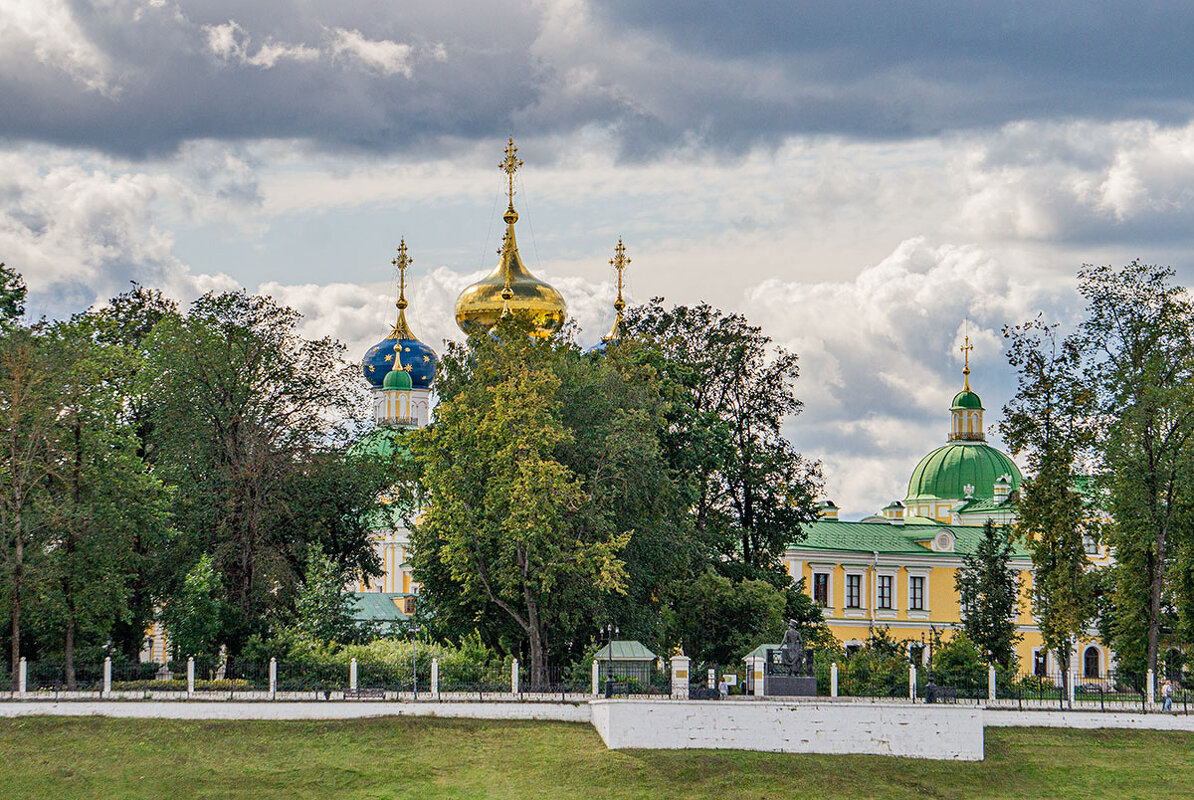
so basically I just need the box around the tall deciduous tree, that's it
[954,520,1021,668]
[145,291,380,650]
[0,323,54,688]
[32,317,170,687]
[1002,315,1098,683]
[413,321,675,682]
[1079,262,1194,678]
[622,301,821,574]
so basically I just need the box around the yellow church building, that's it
[783,347,1113,678]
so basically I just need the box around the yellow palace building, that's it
[782,344,1113,678]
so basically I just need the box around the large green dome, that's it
[907,441,1021,501]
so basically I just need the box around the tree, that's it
[0,263,26,327]
[1002,315,1099,685]
[670,568,786,664]
[144,290,380,650]
[1078,262,1194,678]
[31,316,170,687]
[954,520,1021,668]
[162,554,224,660]
[0,322,56,688]
[290,546,365,645]
[412,326,633,683]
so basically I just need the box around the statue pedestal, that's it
[766,676,817,697]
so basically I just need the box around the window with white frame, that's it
[846,574,862,608]
[812,573,830,607]
[909,575,925,610]
[877,575,893,609]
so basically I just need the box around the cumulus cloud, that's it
[203,20,319,69]
[328,28,413,77]
[744,237,1066,517]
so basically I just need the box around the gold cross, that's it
[960,334,973,391]
[391,238,411,311]
[610,238,630,316]
[499,137,523,209]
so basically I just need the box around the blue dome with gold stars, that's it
[362,238,438,391]
[363,335,437,389]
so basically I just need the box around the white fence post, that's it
[350,658,358,692]
[431,658,439,698]
[18,657,26,694]
[830,662,838,698]
[186,657,195,697]
[1068,668,1076,707]
[670,654,690,700]
[511,659,519,696]
[591,659,600,697]
[988,664,996,703]
[269,657,277,698]
[103,657,112,697]
[909,664,917,701]
[1147,669,1156,707]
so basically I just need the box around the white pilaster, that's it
[831,662,838,698]
[269,657,277,698]
[186,657,195,697]
[670,655,690,700]
[350,658,358,691]
[103,657,112,697]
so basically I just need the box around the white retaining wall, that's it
[987,709,1194,731]
[0,700,590,723]
[590,699,984,760]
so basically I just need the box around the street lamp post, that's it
[603,623,619,699]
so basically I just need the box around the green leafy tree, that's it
[144,290,380,650]
[622,301,822,573]
[290,546,364,645]
[412,322,644,683]
[162,554,225,660]
[1078,262,1194,678]
[0,320,56,687]
[0,263,26,327]
[669,568,785,664]
[954,520,1021,668]
[31,317,170,686]
[1002,315,1099,685]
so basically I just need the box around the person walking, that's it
[717,677,728,700]
[1163,679,1174,712]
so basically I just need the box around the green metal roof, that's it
[906,441,1022,502]
[593,640,656,661]
[744,643,782,660]
[350,592,414,622]
[790,519,1029,557]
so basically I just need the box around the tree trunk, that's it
[9,498,21,692]
[64,618,76,691]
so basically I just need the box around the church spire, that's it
[602,238,630,342]
[950,333,984,441]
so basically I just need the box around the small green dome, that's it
[951,390,984,410]
[907,442,1021,502]
[383,367,413,391]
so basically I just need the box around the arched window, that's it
[1083,646,1100,679]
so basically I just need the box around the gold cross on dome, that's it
[499,137,523,209]
[391,238,411,311]
[960,334,973,391]
[610,238,630,315]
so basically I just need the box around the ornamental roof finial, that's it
[603,238,631,342]
[499,137,523,213]
[960,333,973,393]
[389,238,417,342]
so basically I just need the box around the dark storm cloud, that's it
[3,1,1194,159]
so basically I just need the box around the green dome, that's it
[906,441,1021,502]
[951,390,984,410]
[382,367,413,391]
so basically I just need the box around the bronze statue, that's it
[778,620,813,676]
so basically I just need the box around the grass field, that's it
[1,716,1192,799]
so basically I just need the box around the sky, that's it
[6,1,1194,517]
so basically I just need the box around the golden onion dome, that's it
[454,139,567,338]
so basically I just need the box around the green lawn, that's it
[1,716,1192,799]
